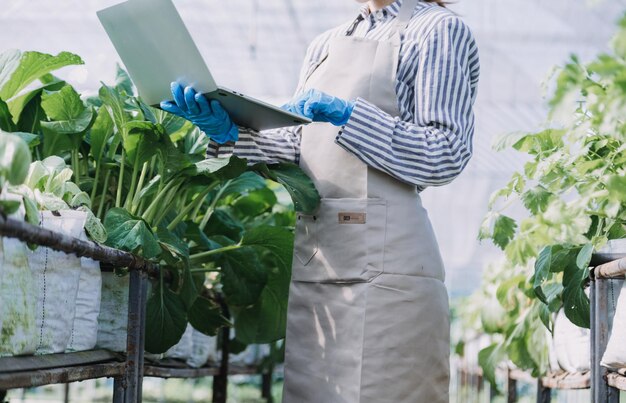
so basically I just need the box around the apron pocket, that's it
[293,213,318,266]
[292,198,387,283]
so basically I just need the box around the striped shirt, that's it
[207,0,480,190]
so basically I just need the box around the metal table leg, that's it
[593,278,620,403]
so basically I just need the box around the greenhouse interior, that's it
[1,0,626,402]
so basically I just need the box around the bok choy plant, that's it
[0,49,320,353]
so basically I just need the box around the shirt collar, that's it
[359,0,404,20]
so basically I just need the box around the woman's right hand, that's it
[160,82,239,144]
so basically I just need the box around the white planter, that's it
[0,195,37,357]
[27,211,86,355]
[96,272,130,352]
[0,233,38,357]
[164,324,194,361]
[66,255,102,352]
[553,308,591,372]
[186,330,217,368]
[229,344,269,366]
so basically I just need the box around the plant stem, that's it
[189,244,242,263]
[124,156,141,211]
[198,181,230,231]
[71,150,81,187]
[90,163,101,204]
[115,151,126,208]
[130,161,149,215]
[141,179,179,222]
[97,170,112,220]
[152,185,183,227]
[189,268,222,274]
[166,187,212,232]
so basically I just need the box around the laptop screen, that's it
[97,0,218,105]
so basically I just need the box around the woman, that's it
[162,0,479,401]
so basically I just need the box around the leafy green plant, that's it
[471,13,626,385]
[0,132,32,215]
[0,49,320,353]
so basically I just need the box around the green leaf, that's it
[480,297,506,334]
[40,85,93,156]
[478,343,505,389]
[122,120,163,165]
[89,106,114,163]
[15,93,45,134]
[0,200,20,215]
[156,227,189,263]
[103,208,161,259]
[98,84,129,136]
[492,215,517,249]
[533,246,553,303]
[251,162,320,214]
[0,99,14,131]
[204,209,244,241]
[512,129,565,154]
[0,51,83,101]
[188,296,230,337]
[22,195,39,226]
[145,281,188,354]
[241,226,294,271]
[219,247,268,307]
[606,175,626,202]
[11,132,40,147]
[7,78,65,123]
[77,206,107,243]
[114,64,134,96]
[41,84,83,121]
[186,156,248,183]
[562,267,590,328]
[232,187,277,217]
[0,131,32,186]
[522,186,552,215]
[0,49,22,94]
[576,243,594,269]
[234,254,291,344]
[218,172,267,198]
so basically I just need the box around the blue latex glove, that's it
[283,89,355,126]
[160,82,238,144]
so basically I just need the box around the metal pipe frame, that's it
[590,257,626,403]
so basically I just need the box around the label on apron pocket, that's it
[338,212,366,224]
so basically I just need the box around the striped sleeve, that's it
[336,16,479,188]
[206,126,301,164]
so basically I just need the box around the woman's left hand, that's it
[282,89,355,126]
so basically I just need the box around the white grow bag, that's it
[0,196,37,357]
[96,272,130,352]
[66,253,102,352]
[27,210,88,354]
[187,329,216,368]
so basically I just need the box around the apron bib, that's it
[284,1,450,401]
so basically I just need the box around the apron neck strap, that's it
[345,14,365,37]
[344,0,419,38]
[390,0,418,38]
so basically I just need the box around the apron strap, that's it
[345,14,365,37]
[389,0,419,39]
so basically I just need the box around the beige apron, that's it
[283,1,450,401]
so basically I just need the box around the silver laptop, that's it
[97,0,311,131]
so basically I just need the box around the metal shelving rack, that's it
[454,253,626,403]
[0,214,269,403]
[590,254,626,403]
